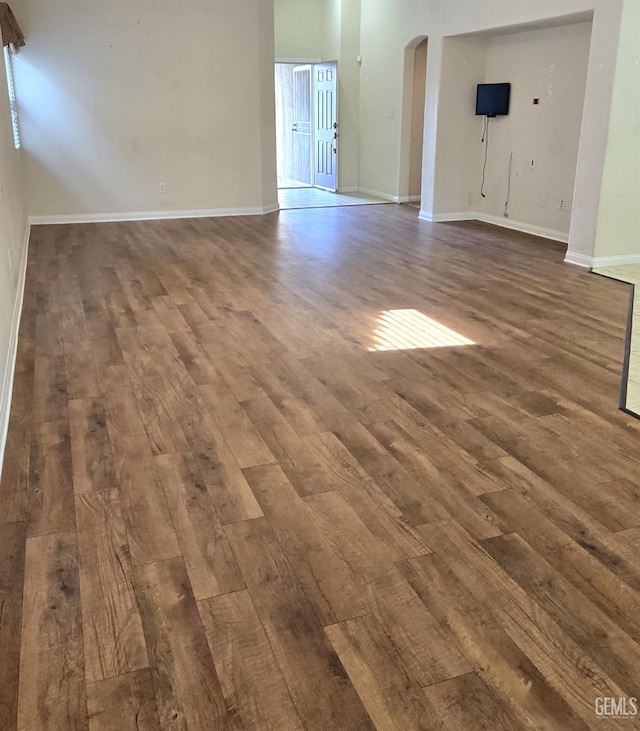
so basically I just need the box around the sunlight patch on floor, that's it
[369,309,475,351]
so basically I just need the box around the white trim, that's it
[419,211,476,222]
[29,204,280,226]
[564,252,640,268]
[357,187,399,203]
[339,186,400,201]
[397,195,422,204]
[0,220,31,477]
[590,253,640,268]
[475,213,568,244]
[416,210,568,244]
[564,251,592,268]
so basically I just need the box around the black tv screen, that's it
[476,83,510,117]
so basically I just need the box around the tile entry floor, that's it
[278,187,390,210]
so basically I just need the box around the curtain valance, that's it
[0,4,24,49]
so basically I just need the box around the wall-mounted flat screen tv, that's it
[476,83,510,117]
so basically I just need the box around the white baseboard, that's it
[29,203,280,226]
[338,186,359,194]
[357,188,421,204]
[564,251,592,268]
[417,210,568,244]
[0,220,31,477]
[590,253,640,268]
[564,252,640,269]
[419,211,476,222]
[357,187,399,203]
[475,213,568,244]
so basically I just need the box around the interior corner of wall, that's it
[565,234,594,266]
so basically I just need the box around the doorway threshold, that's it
[278,188,391,210]
[277,177,312,189]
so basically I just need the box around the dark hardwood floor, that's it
[1,204,639,730]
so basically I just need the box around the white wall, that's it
[431,36,487,214]
[566,2,624,262]
[274,0,361,191]
[475,23,592,237]
[275,0,329,60]
[257,1,279,207]
[7,0,629,262]
[358,0,431,198]
[352,0,622,263]
[333,0,362,190]
[593,0,640,262]
[275,0,621,224]
[13,0,277,220]
[327,0,342,60]
[0,44,29,473]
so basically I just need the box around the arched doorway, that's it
[399,37,428,207]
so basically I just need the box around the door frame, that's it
[274,58,339,192]
[292,64,313,186]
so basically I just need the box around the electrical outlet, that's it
[539,195,548,208]
[159,182,167,194]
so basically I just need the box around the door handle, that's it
[292,123,297,131]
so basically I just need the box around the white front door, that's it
[313,61,338,191]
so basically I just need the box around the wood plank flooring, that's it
[2,205,640,730]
